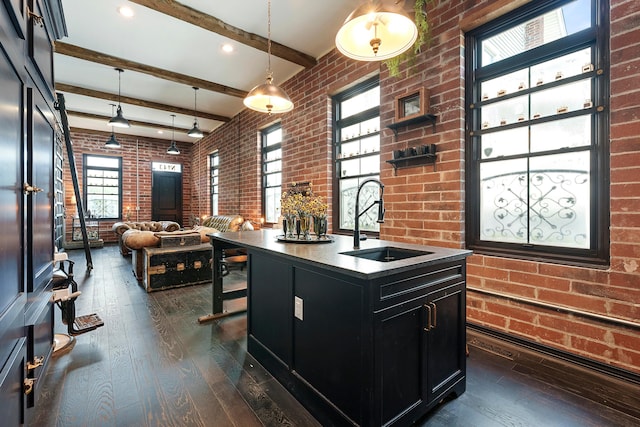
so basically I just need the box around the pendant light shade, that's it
[243,0,293,115]
[335,1,418,61]
[105,104,121,148]
[108,68,130,128]
[105,132,121,148]
[167,114,180,155]
[187,87,204,138]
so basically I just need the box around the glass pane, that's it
[265,148,281,161]
[530,152,590,248]
[341,86,380,118]
[341,141,360,157]
[340,123,360,141]
[481,127,528,159]
[531,115,591,152]
[265,186,281,223]
[341,158,360,178]
[339,179,358,229]
[266,173,281,187]
[481,69,529,101]
[361,154,380,175]
[530,80,591,119]
[86,177,104,186]
[531,47,592,87]
[339,177,381,232]
[212,194,218,216]
[480,158,528,244]
[481,95,529,128]
[265,160,281,173]
[211,154,219,166]
[265,128,282,146]
[360,135,380,154]
[86,156,119,168]
[481,0,591,66]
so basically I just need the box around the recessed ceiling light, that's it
[118,6,134,18]
[221,43,234,53]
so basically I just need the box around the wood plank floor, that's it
[33,245,640,426]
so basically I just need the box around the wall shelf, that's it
[386,113,437,138]
[386,153,437,174]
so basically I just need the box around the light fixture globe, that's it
[243,75,293,114]
[336,2,418,61]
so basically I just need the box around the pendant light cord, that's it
[267,0,272,76]
[193,87,198,121]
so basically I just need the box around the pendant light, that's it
[167,114,180,155]
[335,1,418,61]
[243,0,293,115]
[187,87,204,138]
[105,105,121,148]
[108,68,131,128]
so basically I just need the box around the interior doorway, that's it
[151,162,182,223]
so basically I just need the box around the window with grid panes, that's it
[210,152,219,216]
[465,0,609,265]
[333,77,381,235]
[83,154,122,219]
[262,124,282,224]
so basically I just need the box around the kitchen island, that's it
[208,229,471,427]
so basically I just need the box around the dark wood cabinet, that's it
[246,246,468,427]
[0,0,65,423]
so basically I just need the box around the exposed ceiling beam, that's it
[56,83,230,123]
[129,0,317,69]
[67,110,204,134]
[54,41,248,98]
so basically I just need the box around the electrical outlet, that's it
[294,296,303,320]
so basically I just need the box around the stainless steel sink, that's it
[340,246,433,262]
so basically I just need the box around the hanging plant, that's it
[385,0,433,77]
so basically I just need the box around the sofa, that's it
[116,215,245,284]
[112,220,181,256]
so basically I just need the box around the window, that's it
[262,124,282,224]
[333,76,381,234]
[465,0,609,265]
[83,154,122,219]
[210,152,219,216]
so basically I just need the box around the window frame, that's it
[332,76,381,236]
[210,151,219,216]
[82,154,122,220]
[464,0,610,267]
[261,123,282,224]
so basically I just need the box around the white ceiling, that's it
[56,0,362,143]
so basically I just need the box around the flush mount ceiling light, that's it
[105,104,121,148]
[335,0,418,61]
[108,68,131,128]
[243,0,293,115]
[187,87,204,138]
[167,114,180,155]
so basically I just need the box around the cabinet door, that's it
[425,282,466,401]
[248,252,293,367]
[0,338,27,426]
[375,296,429,425]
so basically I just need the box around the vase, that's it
[313,216,327,239]
[285,215,296,239]
[299,215,311,240]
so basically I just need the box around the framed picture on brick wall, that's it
[394,88,429,122]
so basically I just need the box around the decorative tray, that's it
[276,235,334,244]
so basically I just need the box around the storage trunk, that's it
[143,244,212,292]
[158,233,201,248]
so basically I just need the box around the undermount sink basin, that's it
[340,246,433,262]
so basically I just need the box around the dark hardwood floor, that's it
[33,245,640,426]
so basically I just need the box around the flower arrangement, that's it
[280,182,328,239]
[280,182,327,218]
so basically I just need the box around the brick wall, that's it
[62,130,193,244]
[65,0,640,374]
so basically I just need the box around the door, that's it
[152,170,182,223]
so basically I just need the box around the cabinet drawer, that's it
[375,261,464,309]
